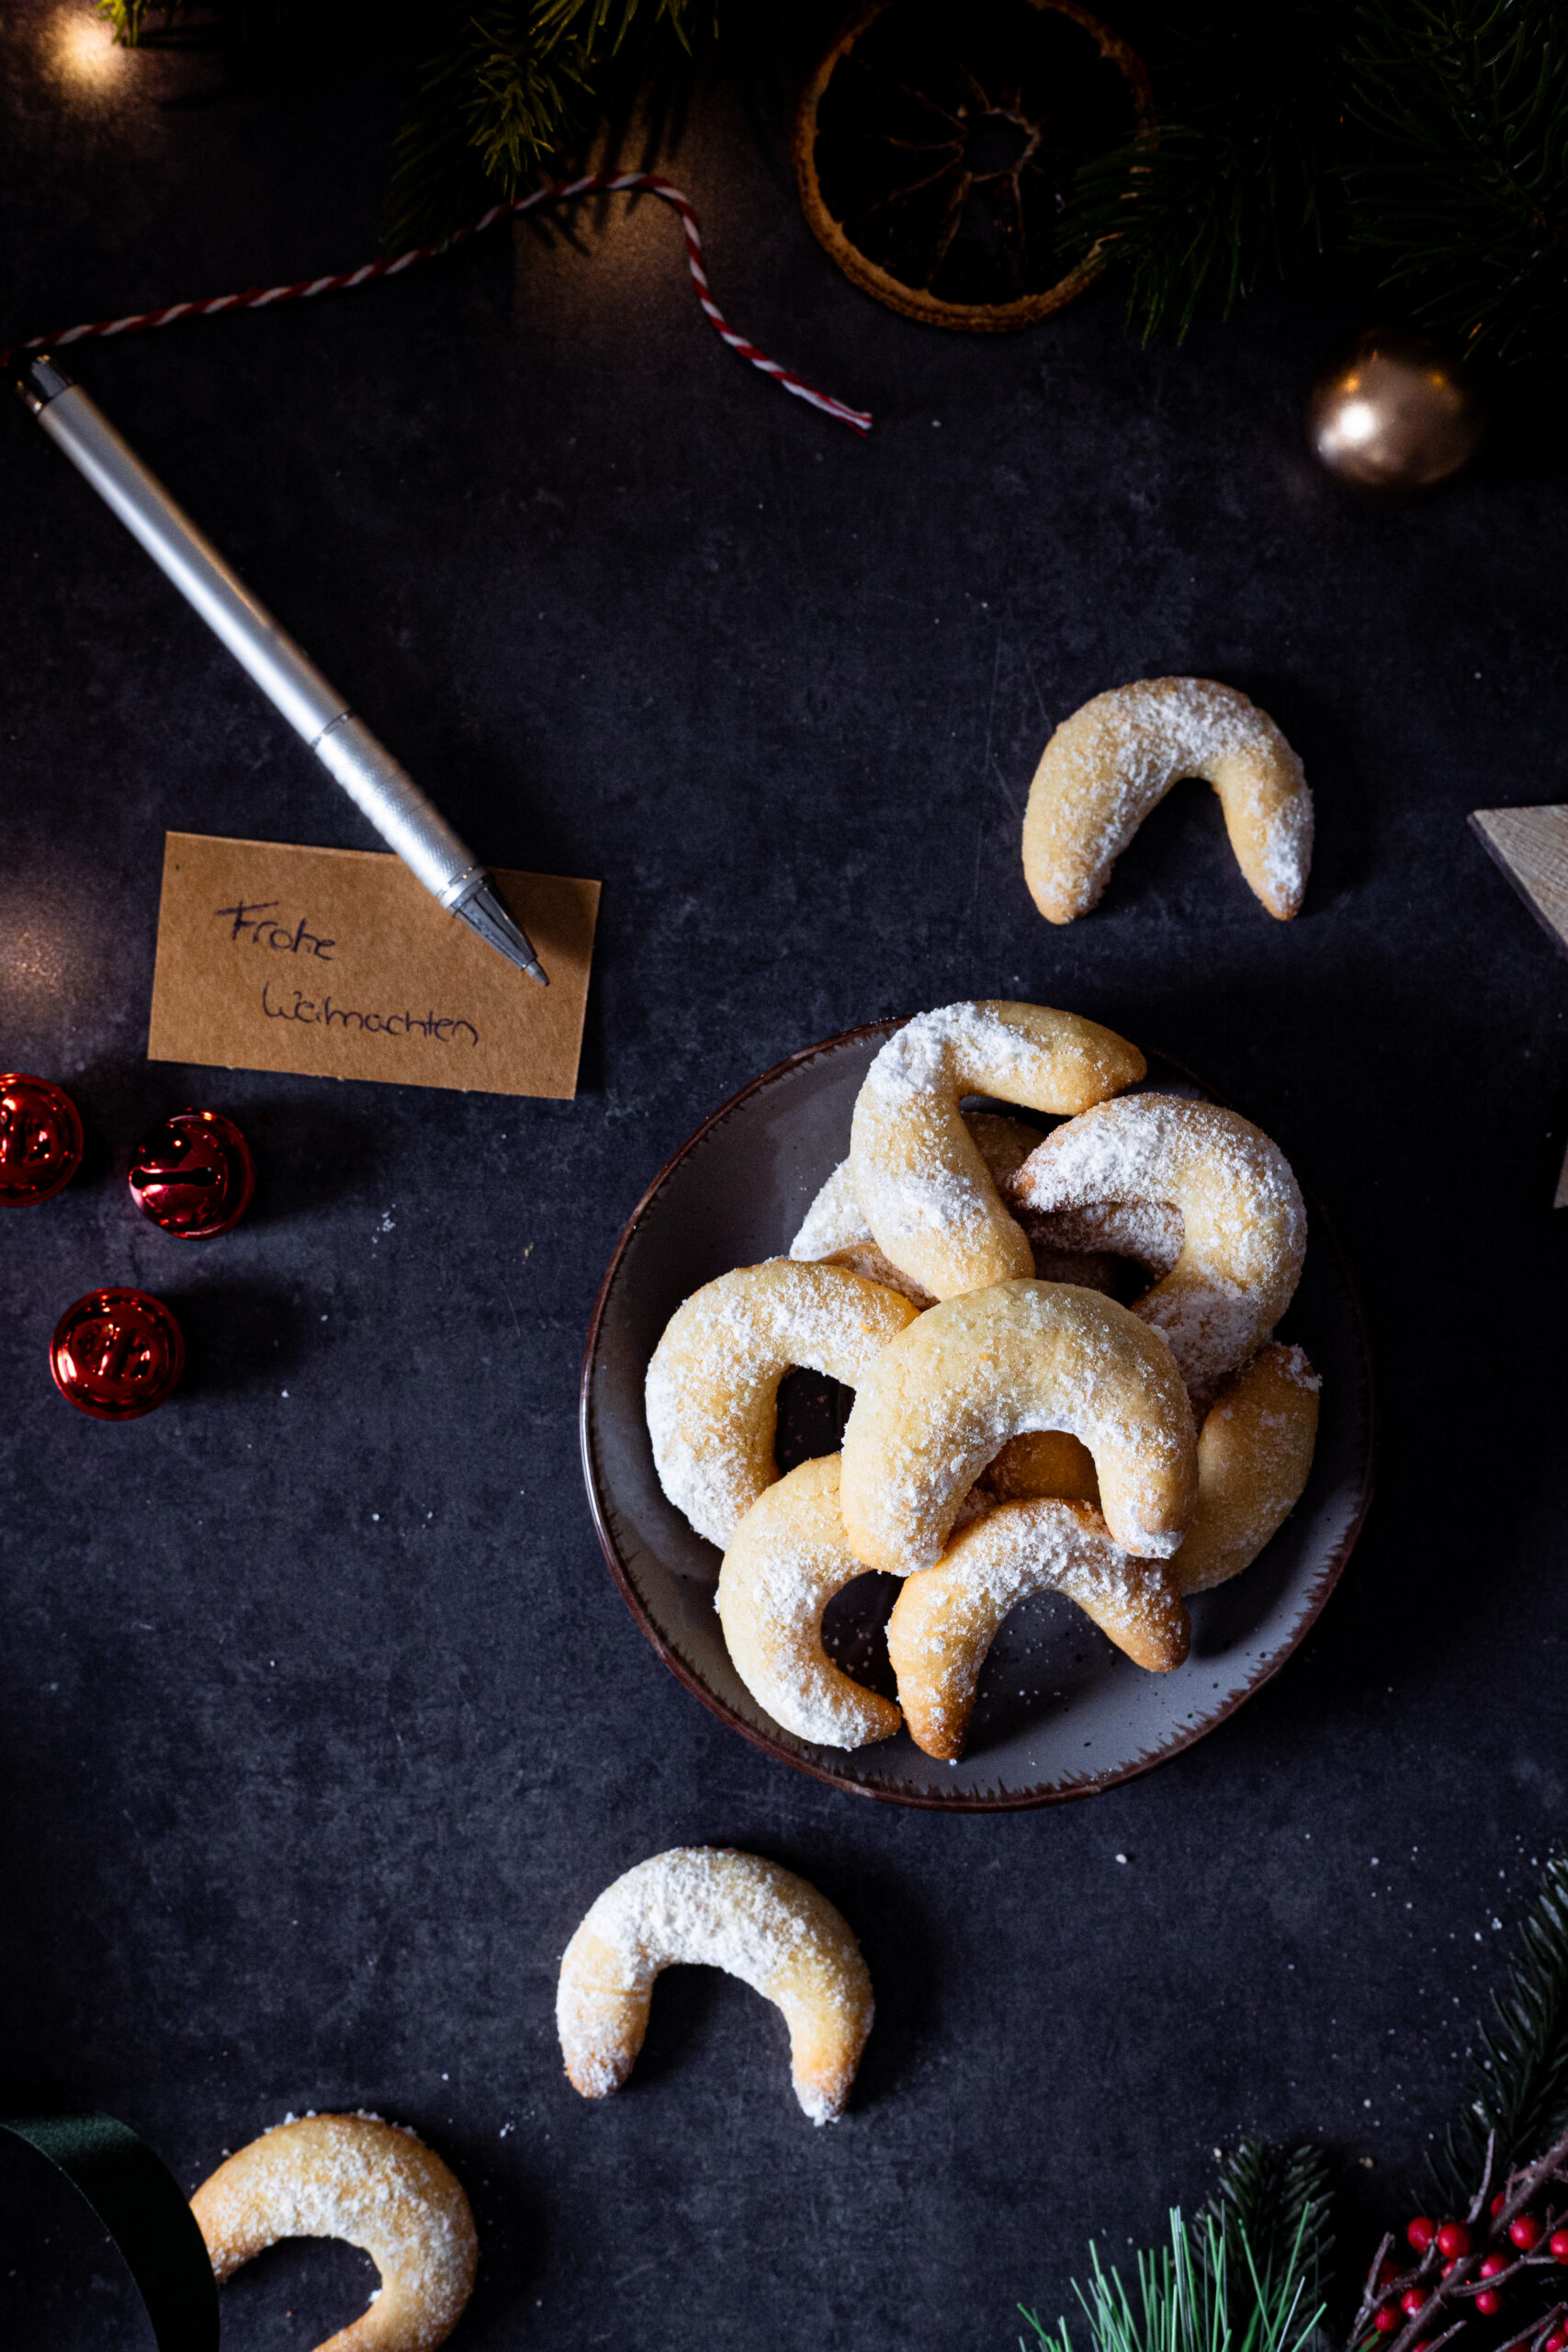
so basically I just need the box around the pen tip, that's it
[453,876,549,985]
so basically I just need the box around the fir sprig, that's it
[385,0,716,247]
[1434,1855,1568,2208]
[1055,6,1345,342]
[1057,0,1568,379]
[95,0,718,253]
[1202,2142,1335,2344]
[385,9,595,253]
[1021,2152,1330,2352]
[1342,0,1568,373]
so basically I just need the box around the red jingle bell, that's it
[51,1288,185,1420]
[128,1108,254,1238]
[0,1072,85,1205]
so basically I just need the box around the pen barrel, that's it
[314,717,479,907]
[35,384,346,743]
[32,381,482,905]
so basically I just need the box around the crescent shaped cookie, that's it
[646,1260,919,1547]
[1009,1095,1307,1399]
[717,1455,902,1748]
[557,1847,874,2125]
[191,2114,478,2352]
[796,1113,1122,1305]
[792,1111,1045,1306]
[848,1001,1145,1300]
[886,1497,1190,1759]
[839,1279,1197,1572]
[976,1342,1320,1584]
[1168,1340,1320,1594]
[1022,676,1314,923]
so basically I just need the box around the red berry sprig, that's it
[1348,2125,1568,2352]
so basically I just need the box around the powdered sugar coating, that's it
[839,1279,1197,1571]
[191,2114,477,2352]
[1010,1095,1307,1400]
[791,1157,871,1262]
[1169,1340,1320,1594]
[1022,676,1314,924]
[792,1113,1048,1306]
[848,1002,1145,1299]
[717,1455,901,1747]
[886,1497,1190,1758]
[646,1260,919,1547]
[1019,1198,1185,1278]
[557,1848,874,2125]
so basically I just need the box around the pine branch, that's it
[384,0,716,249]
[1343,0,1568,377]
[1433,1855,1568,2207]
[530,0,712,55]
[1021,2170,1330,2352]
[1202,2143,1336,2347]
[385,7,592,251]
[1055,5,1345,341]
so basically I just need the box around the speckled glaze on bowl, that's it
[581,1023,1374,1809]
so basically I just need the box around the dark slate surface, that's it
[3,5,1567,2346]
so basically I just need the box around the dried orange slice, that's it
[795,0,1151,333]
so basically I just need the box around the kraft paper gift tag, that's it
[148,832,599,1099]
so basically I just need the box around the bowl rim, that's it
[579,1019,1377,1811]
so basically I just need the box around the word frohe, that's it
[216,900,335,958]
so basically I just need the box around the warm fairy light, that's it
[48,6,129,93]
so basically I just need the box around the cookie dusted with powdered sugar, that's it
[885,1343,1320,1758]
[1023,677,1313,923]
[191,2113,477,2352]
[886,1498,1190,1761]
[558,1848,874,2125]
[847,1001,1145,1301]
[839,1279,1197,1573]
[1168,1341,1320,1594]
[792,1110,1122,1305]
[1008,1094,1307,1401]
[646,1260,919,1548]
[717,1454,902,1749]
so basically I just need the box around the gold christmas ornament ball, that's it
[1307,326,1486,503]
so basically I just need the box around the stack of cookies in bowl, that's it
[644,1002,1319,1763]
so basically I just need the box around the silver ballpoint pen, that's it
[16,353,547,985]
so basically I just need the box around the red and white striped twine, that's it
[2,171,873,435]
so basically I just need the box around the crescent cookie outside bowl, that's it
[645,1259,919,1548]
[1009,1094,1307,1401]
[717,1454,902,1749]
[1022,676,1313,924]
[848,1001,1145,1301]
[558,1847,874,2125]
[190,2112,478,2352]
[839,1279,1197,1574]
[886,1497,1190,1760]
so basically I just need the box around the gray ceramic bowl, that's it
[581,1023,1374,1810]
